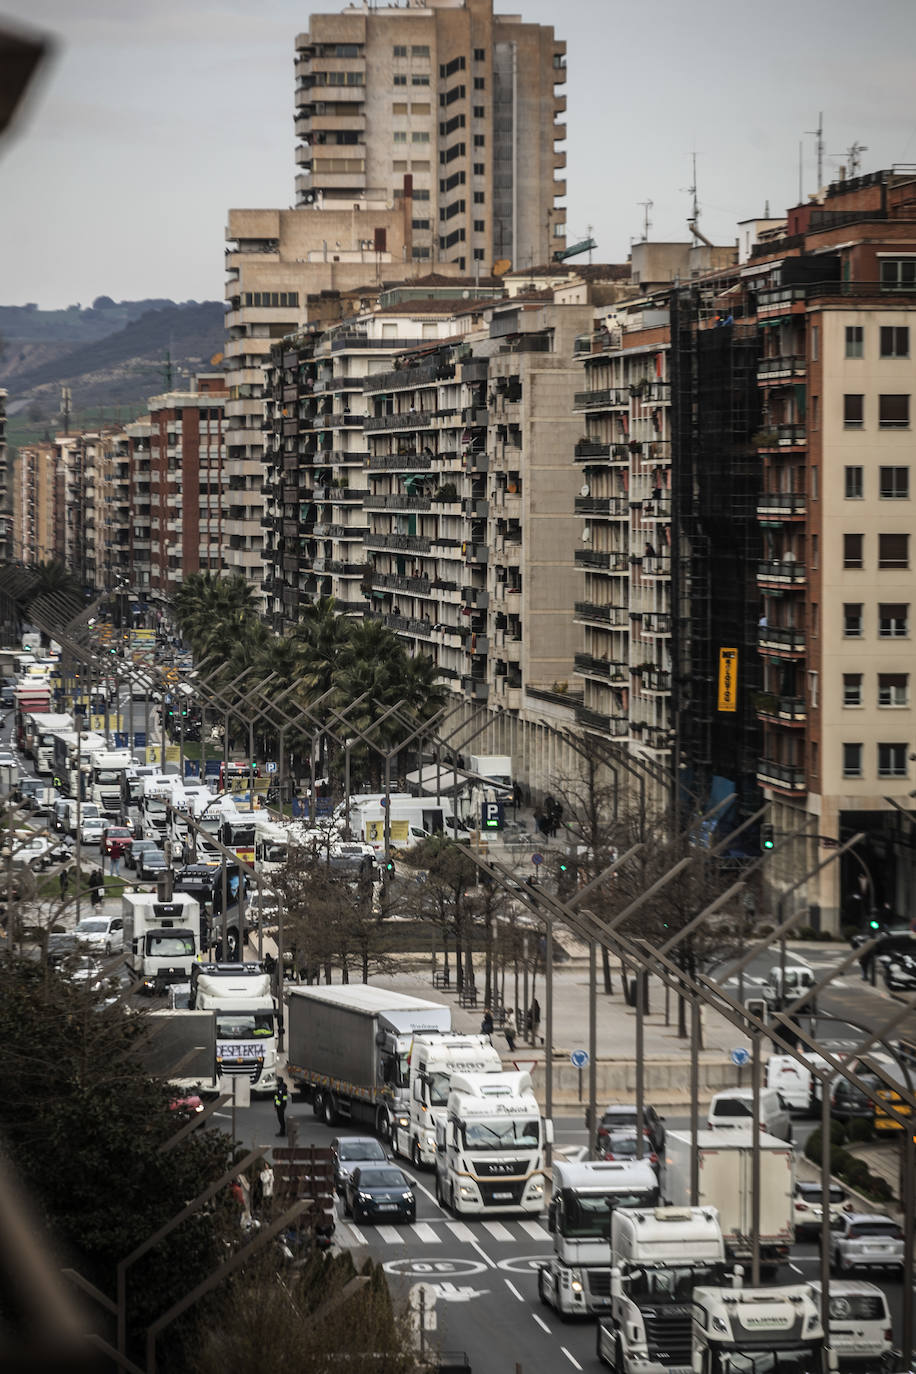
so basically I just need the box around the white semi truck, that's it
[123,891,202,994]
[434,1070,551,1215]
[285,984,452,1138]
[194,966,278,1095]
[89,748,135,816]
[393,1032,503,1167]
[691,1283,835,1373]
[664,1129,795,1274]
[595,1206,727,1372]
[538,1160,660,1317]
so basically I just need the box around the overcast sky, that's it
[2,0,915,308]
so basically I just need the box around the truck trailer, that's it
[285,984,452,1139]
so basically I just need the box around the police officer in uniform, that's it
[274,1077,289,1137]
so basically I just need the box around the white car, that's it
[12,832,54,870]
[829,1213,905,1277]
[75,914,125,956]
[793,1180,850,1240]
[79,816,107,845]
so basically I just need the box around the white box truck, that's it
[194,967,278,1095]
[123,891,202,994]
[664,1129,795,1273]
[285,984,452,1140]
[596,1206,727,1372]
[538,1160,660,1317]
[434,1070,551,1216]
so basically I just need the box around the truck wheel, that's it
[375,1106,390,1142]
[537,1267,551,1309]
[312,1091,324,1119]
[323,1094,337,1127]
[412,1139,422,1171]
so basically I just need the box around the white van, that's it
[63,799,101,836]
[766,1054,813,1112]
[707,1086,792,1142]
[809,1280,892,1369]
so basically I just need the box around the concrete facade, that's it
[12,442,56,568]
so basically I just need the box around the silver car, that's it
[829,1212,904,1276]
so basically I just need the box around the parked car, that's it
[123,838,158,872]
[343,1165,416,1225]
[595,1103,666,1156]
[829,1213,904,1276]
[331,1136,389,1196]
[79,815,107,846]
[136,848,168,881]
[599,1128,660,1174]
[793,1181,850,1240]
[75,914,125,957]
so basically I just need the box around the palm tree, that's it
[172,572,257,655]
[294,597,352,698]
[27,559,82,601]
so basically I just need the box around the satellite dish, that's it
[580,483,590,497]
[581,526,592,543]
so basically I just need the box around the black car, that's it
[344,1166,416,1224]
[331,1136,389,1196]
[595,1103,666,1155]
[136,848,168,881]
[124,838,158,872]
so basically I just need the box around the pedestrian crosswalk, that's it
[344,1217,552,1248]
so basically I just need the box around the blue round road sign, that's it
[570,1049,589,1069]
[730,1047,750,1067]
[531,852,544,866]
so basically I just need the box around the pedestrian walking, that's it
[504,1014,516,1053]
[59,867,70,898]
[480,1007,494,1038]
[90,868,104,907]
[274,1078,289,1137]
[530,997,541,1037]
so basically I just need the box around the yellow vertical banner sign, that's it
[717,648,738,712]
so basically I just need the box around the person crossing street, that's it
[274,1077,289,1137]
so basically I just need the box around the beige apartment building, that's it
[12,442,57,568]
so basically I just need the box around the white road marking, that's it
[446,1221,477,1244]
[468,1238,498,1269]
[504,1279,524,1302]
[789,1263,803,1275]
[411,1222,440,1244]
[532,1313,551,1334]
[377,1225,405,1244]
[348,1224,367,1245]
[412,1179,440,1209]
[481,1220,514,1242]
[519,1220,550,1241]
[561,1349,583,1370]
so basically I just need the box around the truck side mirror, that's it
[610,1265,622,1299]
[435,1122,446,1149]
[544,1118,554,1145]
[547,1199,557,1233]
[413,1079,423,1103]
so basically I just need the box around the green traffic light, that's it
[559,861,568,871]
[869,919,881,930]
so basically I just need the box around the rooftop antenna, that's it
[61,386,72,435]
[806,111,824,189]
[161,349,173,390]
[638,200,653,242]
[831,140,868,178]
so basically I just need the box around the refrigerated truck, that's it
[664,1129,795,1273]
[285,984,452,1139]
[123,891,202,994]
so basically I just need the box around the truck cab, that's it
[194,967,277,1094]
[90,749,134,817]
[691,1284,836,1373]
[394,1032,503,1167]
[435,1070,550,1215]
[539,1160,660,1317]
[122,891,201,994]
[597,1206,726,1372]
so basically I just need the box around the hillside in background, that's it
[0,298,227,446]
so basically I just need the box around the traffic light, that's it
[869,916,882,931]
[761,824,775,851]
[385,857,396,876]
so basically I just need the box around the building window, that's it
[411,131,430,143]
[881,258,916,291]
[412,75,430,87]
[879,602,908,637]
[843,743,863,778]
[811,394,819,428]
[473,134,485,147]
[879,394,910,427]
[393,131,407,144]
[880,466,909,499]
[808,669,819,707]
[473,219,485,232]
[811,324,819,360]
[811,533,818,568]
[393,45,407,57]
[879,532,909,569]
[473,248,486,261]
[843,603,863,637]
[843,394,864,427]
[843,533,864,569]
[411,102,430,114]
[811,467,818,501]
[392,159,407,170]
[412,45,430,57]
[473,162,485,175]
[473,191,485,203]
[811,602,819,636]
[879,673,908,707]
[411,246,430,259]
[473,105,485,118]
[843,673,863,707]
[412,159,430,170]
[845,325,863,358]
[878,742,907,777]
[473,77,485,90]
[392,102,408,113]
[844,466,863,499]
[412,218,430,230]
[880,326,909,358]
[412,188,430,201]
[393,74,407,86]
[474,47,485,60]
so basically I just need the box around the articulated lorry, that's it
[596,1206,727,1372]
[538,1160,660,1317]
[89,748,134,816]
[664,1130,795,1274]
[393,1032,503,1166]
[434,1070,551,1215]
[285,984,452,1138]
[123,891,202,994]
[193,964,278,1094]
[691,1283,835,1373]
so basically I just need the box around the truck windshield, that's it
[464,1119,540,1149]
[215,1012,274,1039]
[146,935,195,958]
[428,1072,451,1106]
[95,770,122,783]
[561,1190,658,1238]
[711,1350,820,1373]
[624,1264,723,1303]
[261,842,287,864]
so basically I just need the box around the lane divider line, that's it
[532,1314,551,1334]
[504,1279,524,1302]
[561,1348,582,1369]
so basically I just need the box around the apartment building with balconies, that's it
[12,443,56,567]
[747,168,916,929]
[0,390,9,564]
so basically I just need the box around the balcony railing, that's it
[574,652,628,682]
[753,692,807,725]
[364,411,434,431]
[573,601,630,627]
[758,624,806,654]
[367,453,434,472]
[574,440,611,462]
[756,758,807,794]
[757,560,806,586]
[757,355,806,380]
[576,703,629,736]
[573,388,628,410]
[756,492,806,519]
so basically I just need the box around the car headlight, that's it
[459,1184,475,1198]
[567,1268,584,1291]
[529,1181,544,1196]
[397,1115,409,1128]
[424,1135,435,1149]
[358,1192,372,1202]
[402,1191,413,1201]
